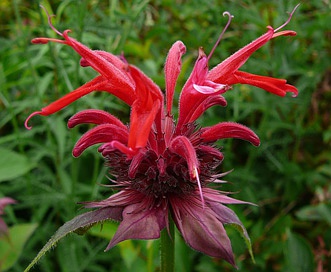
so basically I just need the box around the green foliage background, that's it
[1,0,330,271]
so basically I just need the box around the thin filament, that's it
[194,167,205,208]
[40,4,63,36]
[207,11,234,62]
[274,4,300,32]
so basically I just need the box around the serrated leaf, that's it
[24,207,122,272]
[0,148,36,182]
[0,223,38,271]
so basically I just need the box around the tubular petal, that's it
[187,95,227,123]
[169,135,205,204]
[62,30,135,91]
[197,145,224,162]
[208,27,274,82]
[226,71,298,97]
[128,151,147,179]
[98,141,136,157]
[68,109,127,130]
[80,50,129,72]
[272,30,296,38]
[169,136,200,177]
[129,65,163,104]
[201,122,260,146]
[25,75,135,129]
[164,41,186,114]
[31,37,68,44]
[72,124,128,157]
[177,50,227,131]
[127,67,162,149]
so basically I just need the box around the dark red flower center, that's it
[105,125,223,199]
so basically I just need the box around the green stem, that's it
[160,217,175,272]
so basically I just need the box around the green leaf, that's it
[24,208,119,272]
[316,203,331,226]
[228,223,255,263]
[285,229,315,272]
[0,223,38,271]
[0,148,36,182]
[296,203,331,225]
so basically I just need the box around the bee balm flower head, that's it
[25,5,299,267]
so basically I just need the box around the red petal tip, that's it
[31,38,49,44]
[25,111,43,130]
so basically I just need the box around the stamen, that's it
[24,111,43,130]
[274,4,300,32]
[207,11,234,62]
[40,4,63,36]
[193,167,205,208]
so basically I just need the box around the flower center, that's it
[106,149,197,198]
[105,128,224,201]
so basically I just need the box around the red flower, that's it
[25,6,298,266]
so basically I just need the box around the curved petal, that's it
[25,75,135,129]
[207,26,275,82]
[165,41,186,114]
[82,190,146,209]
[128,99,161,149]
[169,136,199,178]
[68,109,127,130]
[177,49,228,132]
[127,66,162,149]
[72,124,128,157]
[201,122,260,146]
[225,70,298,97]
[169,136,204,204]
[187,95,227,123]
[62,30,135,91]
[203,188,254,205]
[80,50,129,72]
[196,145,224,169]
[98,140,136,157]
[129,65,163,104]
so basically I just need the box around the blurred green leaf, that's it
[228,223,255,263]
[285,229,314,272]
[296,203,331,226]
[0,148,36,182]
[0,223,38,271]
[89,221,141,270]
